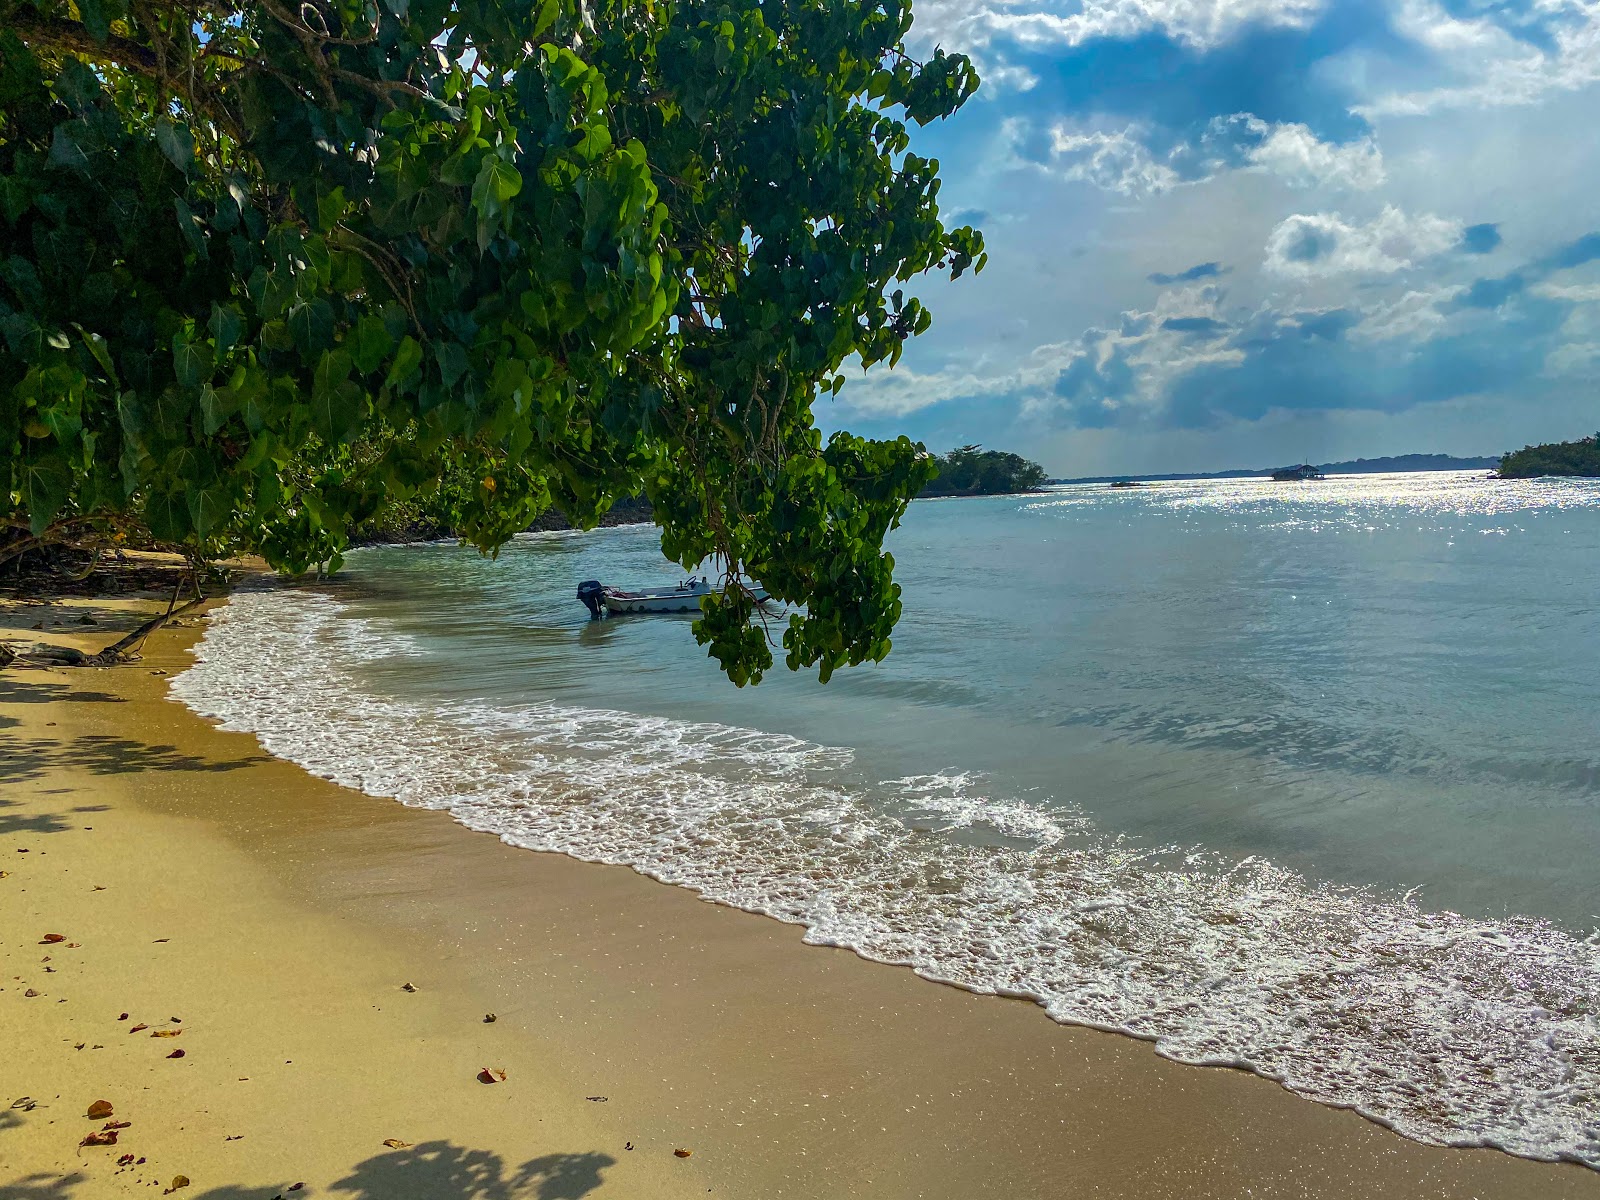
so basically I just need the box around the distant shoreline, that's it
[1051,454,1499,486]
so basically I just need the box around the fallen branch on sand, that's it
[4,571,208,668]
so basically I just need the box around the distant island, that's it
[1053,453,1501,486]
[1496,434,1600,478]
[921,445,1048,497]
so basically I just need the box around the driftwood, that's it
[3,571,207,669]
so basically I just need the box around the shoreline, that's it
[3,597,1598,1198]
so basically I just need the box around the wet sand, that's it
[2,594,1597,1199]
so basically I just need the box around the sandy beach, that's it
[3,592,1598,1200]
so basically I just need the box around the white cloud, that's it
[1236,119,1386,189]
[911,0,1326,61]
[1264,206,1463,276]
[1351,286,1464,341]
[1360,0,1600,116]
[1009,116,1384,197]
[1048,127,1183,195]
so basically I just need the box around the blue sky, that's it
[823,0,1600,476]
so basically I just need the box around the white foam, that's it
[172,586,1600,1169]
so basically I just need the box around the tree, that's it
[921,445,1044,496]
[1,0,985,683]
[1496,432,1600,479]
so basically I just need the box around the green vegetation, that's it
[0,0,986,683]
[1497,434,1600,479]
[921,445,1046,497]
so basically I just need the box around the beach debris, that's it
[624,1143,633,1151]
[152,1029,182,1038]
[130,1023,149,1033]
[673,1148,693,1158]
[586,1096,608,1103]
[171,1017,182,1023]
[483,1013,497,1023]
[103,1121,131,1131]
[118,1154,136,1165]
[11,1097,37,1111]
[382,1139,413,1149]
[401,982,418,992]
[151,670,168,677]
[39,934,66,944]
[226,1135,243,1141]
[153,938,169,943]
[167,1050,186,1059]
[0,871,10,879]
[164,1175,190,1193]
[119,1013,129,1020]
[289,1183,305,1191]
[87,1101,114,1120]
[67,942,80,948]
[477,1067,507,1084]
[24,989,40,998]
[93,885,106,890]
[81,1129,120,1147]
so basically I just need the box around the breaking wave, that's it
[172,585,1600,1168]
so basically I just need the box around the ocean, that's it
[170,470,1600,1167]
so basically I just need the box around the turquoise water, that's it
[173,471,1600,1165]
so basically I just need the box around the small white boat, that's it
[576,576,769,616]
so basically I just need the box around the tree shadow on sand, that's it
[2,1144,619,1200]
[0,731,266,786]
[169,1143,618,1200]
[0,1172,89,1200]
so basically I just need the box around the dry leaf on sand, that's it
[164,1175,190,1194]
[39,934,65,944]
[80,1130,119,1147]
[477,1067,507,1084]
[86,1101,114,1120]
[674,1149,693,1158]
[382,1139,413,1149]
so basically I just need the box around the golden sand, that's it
[2,594,1596,1199]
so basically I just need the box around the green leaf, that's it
[172,196,208,261]
[385,335,423,391]
[208,304,245,357]
[172,334,213,390]
[48,123,91,173]
[188,484,230,537]
[144,488,193,542]
[155,120,195,176]
[434,340,468,388]
[350,314,394,375]
[20,456,72,534]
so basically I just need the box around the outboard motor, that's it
[577,580,605,619]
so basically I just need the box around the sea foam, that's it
[172,585,1600,1168]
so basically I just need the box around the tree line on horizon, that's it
[0,0,988,684]
[920,445,1047,497]
[1496,434,1600,479]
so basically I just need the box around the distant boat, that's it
[576,576,768,617]
[1109,479,1143,488]
[1271,464,1325,481]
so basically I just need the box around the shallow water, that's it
[173,471,1600,1166]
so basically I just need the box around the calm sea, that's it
[172,471,1600,1166]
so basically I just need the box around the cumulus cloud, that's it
[1045,127,1183,195]
[1012,115,1384,197]
[1263,206,1463,276]
[910,0,1327,62]
[1361,0,1600,116]
[1233,118,1385,189]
